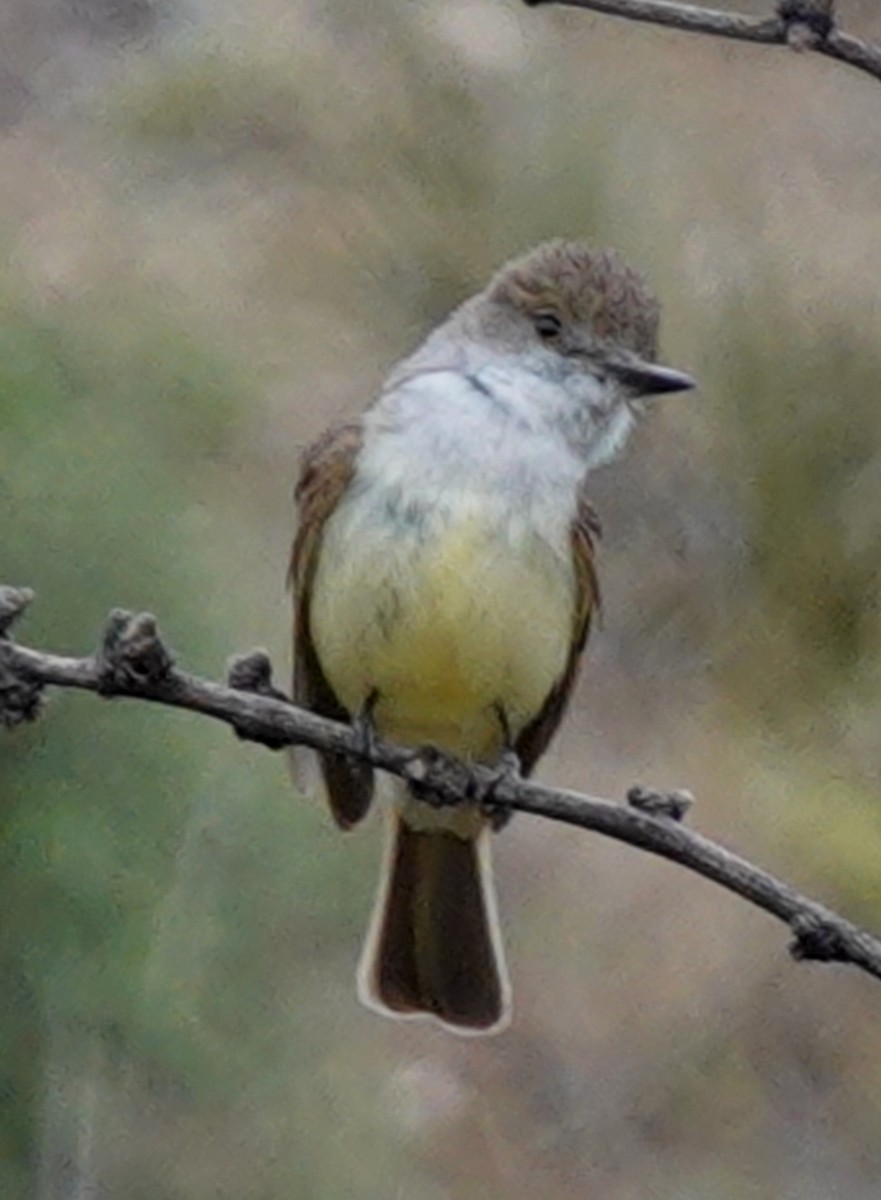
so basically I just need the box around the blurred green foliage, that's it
[117,54,315,163]
[707,287,881,934]
[0,292,377,1196]
[3,0,881,1197]
[0,293,228,1181]
[714,293,881,708]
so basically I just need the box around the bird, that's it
[290,240,694,1035]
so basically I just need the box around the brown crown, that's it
[488,240,660,360]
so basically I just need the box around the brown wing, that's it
[290,422,374,829]
[514,484,601,776]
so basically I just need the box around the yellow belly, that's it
[310,511,575,761]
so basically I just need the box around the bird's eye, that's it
[533,312,563,341]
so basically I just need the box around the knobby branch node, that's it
[3,583,881,984]
[523,0,881,86]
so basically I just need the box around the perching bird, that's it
[290,240,694,1034]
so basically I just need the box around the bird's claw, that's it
[478,747,521,831]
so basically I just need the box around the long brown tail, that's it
[357,809,511,1034]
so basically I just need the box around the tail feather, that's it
[357,810,511,1034]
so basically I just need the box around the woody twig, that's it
[3,583,881,983]
[524,0,881,87]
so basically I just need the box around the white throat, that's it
[580,401,636,471]
[384,336,636,479]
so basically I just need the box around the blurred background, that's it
[3,0,881,1195]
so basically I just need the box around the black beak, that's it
[608,361,696,397]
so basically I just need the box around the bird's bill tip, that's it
[609,360,696,397]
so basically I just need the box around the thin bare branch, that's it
[524,0,881,87]
[3,584,881,984]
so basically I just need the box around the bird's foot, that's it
[478,747,521,831]
[347,689,380,766]
[405,745,474,808]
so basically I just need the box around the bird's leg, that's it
[478,705,522,831]
[348,688,380,764]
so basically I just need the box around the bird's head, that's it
[468,240,694,465]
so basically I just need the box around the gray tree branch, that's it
[524,0,881,87]
[3,583,881,983]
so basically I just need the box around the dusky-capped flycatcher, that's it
[290,240,693,1035]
